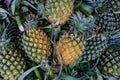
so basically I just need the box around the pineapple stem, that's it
[15,16,24,32]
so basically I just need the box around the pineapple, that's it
[56,12,107,65]
[95,10,120,32]
[45,0,74,25]
[105,0,120,12]
[56,33,86,65]
[21,13,52,63]
[0,24,25,80]
[82,33,107,62]
[98,49,120,77]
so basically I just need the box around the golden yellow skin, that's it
[22,28,52,63]
[46,0,74,25]
[56,33,86,65]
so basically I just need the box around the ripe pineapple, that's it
[95,10,120,32]
[56,12,107,65]
[98,49,120,77]
[45,0,74,25]
[21,13,52,63]
[0,24,25,80]
[56,33,86,65]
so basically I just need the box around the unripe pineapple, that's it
[95,10,120,32]
[105,0,120,12]
[98,49,120,77]
[56,33,86,65]
[21,13,52,63]
[0,23,25,80]
[0,50,25,80]
[82,33,107,62]
[45,0,74,25]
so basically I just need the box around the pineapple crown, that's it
[70,11,96,39]
[0,23,16,51]
[108,29,120,45]
[23,13,39,30]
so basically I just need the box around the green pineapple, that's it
[98,49,120,77]
[105,0,120,12]
[82,33,107,61]
[21,13,52,63]
[95,10,120,33]
[0,23,25,80]
[45,0,74,25]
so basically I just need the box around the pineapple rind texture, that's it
[98,49,120,77]
[22,28,52,63]
[56,33,86,65]
[46,0,74,25]
[0,50,25,80]
[82,34,107,62]
[95,11,120,32]
[106,0,120,11]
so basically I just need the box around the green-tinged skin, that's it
[82,34,107,62]
[98,49,120,77]
[95,10,120,32]
[106,0,120,11]
[0,50,25,80]
[22,28,52,63]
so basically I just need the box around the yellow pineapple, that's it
[56,33,85,65]
[45,0,74,25]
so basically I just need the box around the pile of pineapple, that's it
[0,0,120,80]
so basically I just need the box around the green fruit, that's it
[98,49,120,77]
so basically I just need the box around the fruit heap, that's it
[56,12,108,65]
[0,0,120,79]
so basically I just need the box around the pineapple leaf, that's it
[18,64,42,80]
[70,11,96,38]
[21,1,37,10]
[0,8,10,19]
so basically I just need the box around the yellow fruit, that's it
[56,33,86,65]
[46,0,74,25]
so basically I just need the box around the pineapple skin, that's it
[95,11,120,32]
[82,34,107,62]
[22,28,52,63]
[46,0,74,25]
[98,49,120,77]
[0,50,25,80]
[56,33,86,65]
[106,0,120,11]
